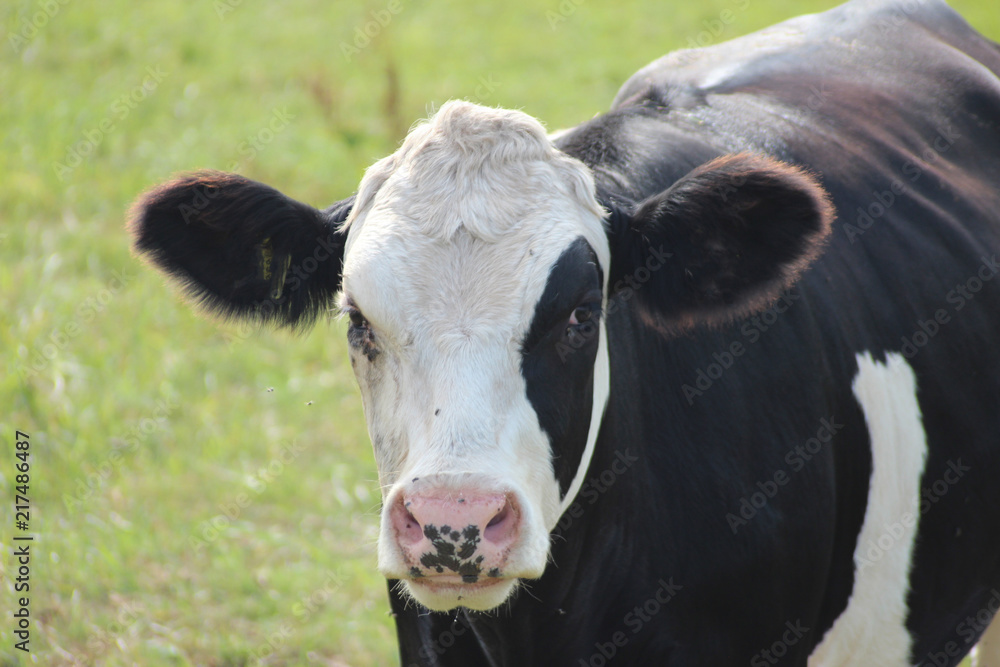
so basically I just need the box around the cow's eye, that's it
[344,307,377,358]
[569,304,596,326]
[566,302,601,338]
[348,309,368,330]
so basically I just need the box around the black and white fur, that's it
[129,0,1000,664]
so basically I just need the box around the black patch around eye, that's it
[522,239,603,353]
[521,237,604,498]
[345,307,378,362]
[348,309,367,328]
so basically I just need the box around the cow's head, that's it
[130,101,832,611]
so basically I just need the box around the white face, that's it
[338,101,610,611]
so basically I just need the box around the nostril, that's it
[395,502,424,545]
[483,501,516,545]
[486,504,508,529]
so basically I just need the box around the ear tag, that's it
[270,254,290,301]
[258,237,274,280]
[257,237,290,300]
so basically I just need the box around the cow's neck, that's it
[458,387,662,663]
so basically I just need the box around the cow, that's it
[128,0,1000,664]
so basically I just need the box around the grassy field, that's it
[2,0,997,665]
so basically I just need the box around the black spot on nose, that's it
[457,524,482,559]
[458,557,485,583]
[415,523,486,580]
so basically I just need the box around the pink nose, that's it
[391,490,520,583]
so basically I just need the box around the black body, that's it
[392,1,1000,665]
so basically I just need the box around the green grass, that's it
[2,0,996,665]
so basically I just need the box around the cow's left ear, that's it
[607,153,834,334]
[129,171,354,329]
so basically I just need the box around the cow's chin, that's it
[401,576,520,611]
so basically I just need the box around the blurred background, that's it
[2,1,997,665]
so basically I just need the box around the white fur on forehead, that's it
[344,100,607,246]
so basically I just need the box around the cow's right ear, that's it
[605,153,833,335]
[128,171,354,328]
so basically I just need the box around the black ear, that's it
[128,171,354,328]
[607,153,834,334]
